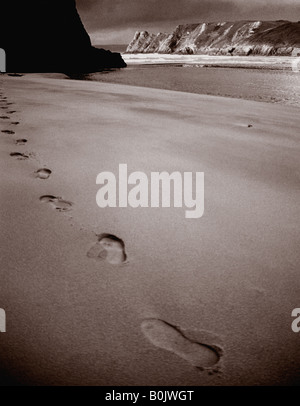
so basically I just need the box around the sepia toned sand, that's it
[0,73,300,386]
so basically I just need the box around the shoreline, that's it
[1,74,300,385]
[9,71,300,108]
[63,60,300,107]
[122,54,296,70]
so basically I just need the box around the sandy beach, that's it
[0,73,299,386]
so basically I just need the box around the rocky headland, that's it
[0,0,126,72]
[126,20,300,56]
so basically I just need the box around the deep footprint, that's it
[10,152,29,160]
[87,234,127,265]
[2,130,15,134]
[15,139,27,145]
[141,319,221,370]
[40,195,73,212]
[0,116,10,120]
[36,168,52,180]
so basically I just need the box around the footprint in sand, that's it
[7,111,16,114]
[35,168,52,180]
[2,130,15,135]
[0,116,10,120]
[15,139,27,145]
[10,152,29,160]
[141,319,221,370]
[87,234,127,265]
[11,122,20,125]
[40,195,73,212]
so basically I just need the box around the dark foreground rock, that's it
[0,0,126,73]
[126,20,300,56]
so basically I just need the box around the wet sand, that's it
[0,73,299,385]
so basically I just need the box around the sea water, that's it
[83,53,300,106]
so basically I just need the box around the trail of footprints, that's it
[1,82,223,373]
[1,90,53,190]
[2,86,127,268]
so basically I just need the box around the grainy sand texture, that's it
[0,73,299,385]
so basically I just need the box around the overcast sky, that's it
[76,0,300,44]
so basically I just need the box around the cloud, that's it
[77,0,233,29]
[76,0,300,44]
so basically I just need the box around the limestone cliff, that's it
[126,21,300,56]
[0,0,126,72]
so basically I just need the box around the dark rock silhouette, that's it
[1,0,126,73]
[126,20,300,56]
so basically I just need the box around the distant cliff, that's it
[0,0,126,72]
[126,21,300,56]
